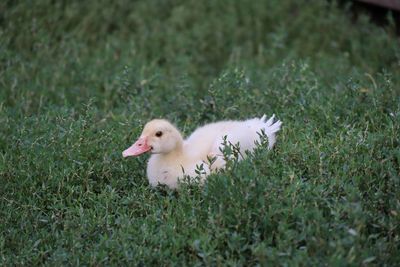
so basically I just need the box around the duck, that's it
[122,115,282,189]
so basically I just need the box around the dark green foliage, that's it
[1,0,399,265]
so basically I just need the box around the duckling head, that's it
[122,119,183,157]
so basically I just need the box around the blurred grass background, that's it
[0,0,399,265]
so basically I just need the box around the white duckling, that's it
[122,115,282,189]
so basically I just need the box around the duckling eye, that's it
[155,131,163,137]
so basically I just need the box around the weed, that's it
[1,0,399,265]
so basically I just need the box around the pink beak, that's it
[122,137,151,157]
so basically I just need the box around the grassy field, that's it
[1,0,400,265]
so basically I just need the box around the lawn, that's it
[1,0,399,265]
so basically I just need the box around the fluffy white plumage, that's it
[123,115,282,189]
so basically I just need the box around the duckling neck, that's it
[163,141,184,160]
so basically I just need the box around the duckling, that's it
[123,115,282,189]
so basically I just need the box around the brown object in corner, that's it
[355,0,400,11]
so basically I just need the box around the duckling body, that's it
[147,149,209,188]
[123,115,282,189]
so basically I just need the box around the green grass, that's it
[1,0,400,265]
